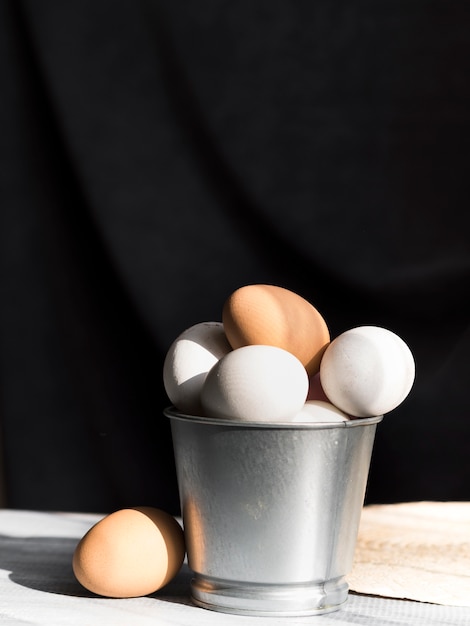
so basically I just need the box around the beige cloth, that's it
[348,501,470,607]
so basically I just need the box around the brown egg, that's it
[72,507,185,598]
[222,284,330,375]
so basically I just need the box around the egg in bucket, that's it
[163,284,415,616]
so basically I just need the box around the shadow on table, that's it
[0,534,193,602]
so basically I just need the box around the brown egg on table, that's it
[72,507,185,598]
[222,284,330,376]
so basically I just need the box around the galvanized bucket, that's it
[166,406,382,616]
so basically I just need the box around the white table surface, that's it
[1,509,469,626]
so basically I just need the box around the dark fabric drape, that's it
[1,0,469,514]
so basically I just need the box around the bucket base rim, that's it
[190,574,349,616]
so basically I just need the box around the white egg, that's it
[319,325,415,417]
[163,322,232,415]
[201,345,309,422]
[292,400,350,423]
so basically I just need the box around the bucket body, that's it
[166,407,382,616]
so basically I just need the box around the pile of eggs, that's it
[164,284,415,423]
[72,284,415,601]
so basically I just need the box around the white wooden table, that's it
[0,508,469,625]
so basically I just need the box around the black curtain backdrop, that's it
[1,0,469,515]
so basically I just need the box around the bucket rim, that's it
[164,405,383,430]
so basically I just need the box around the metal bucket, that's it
[166,406,382,616]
